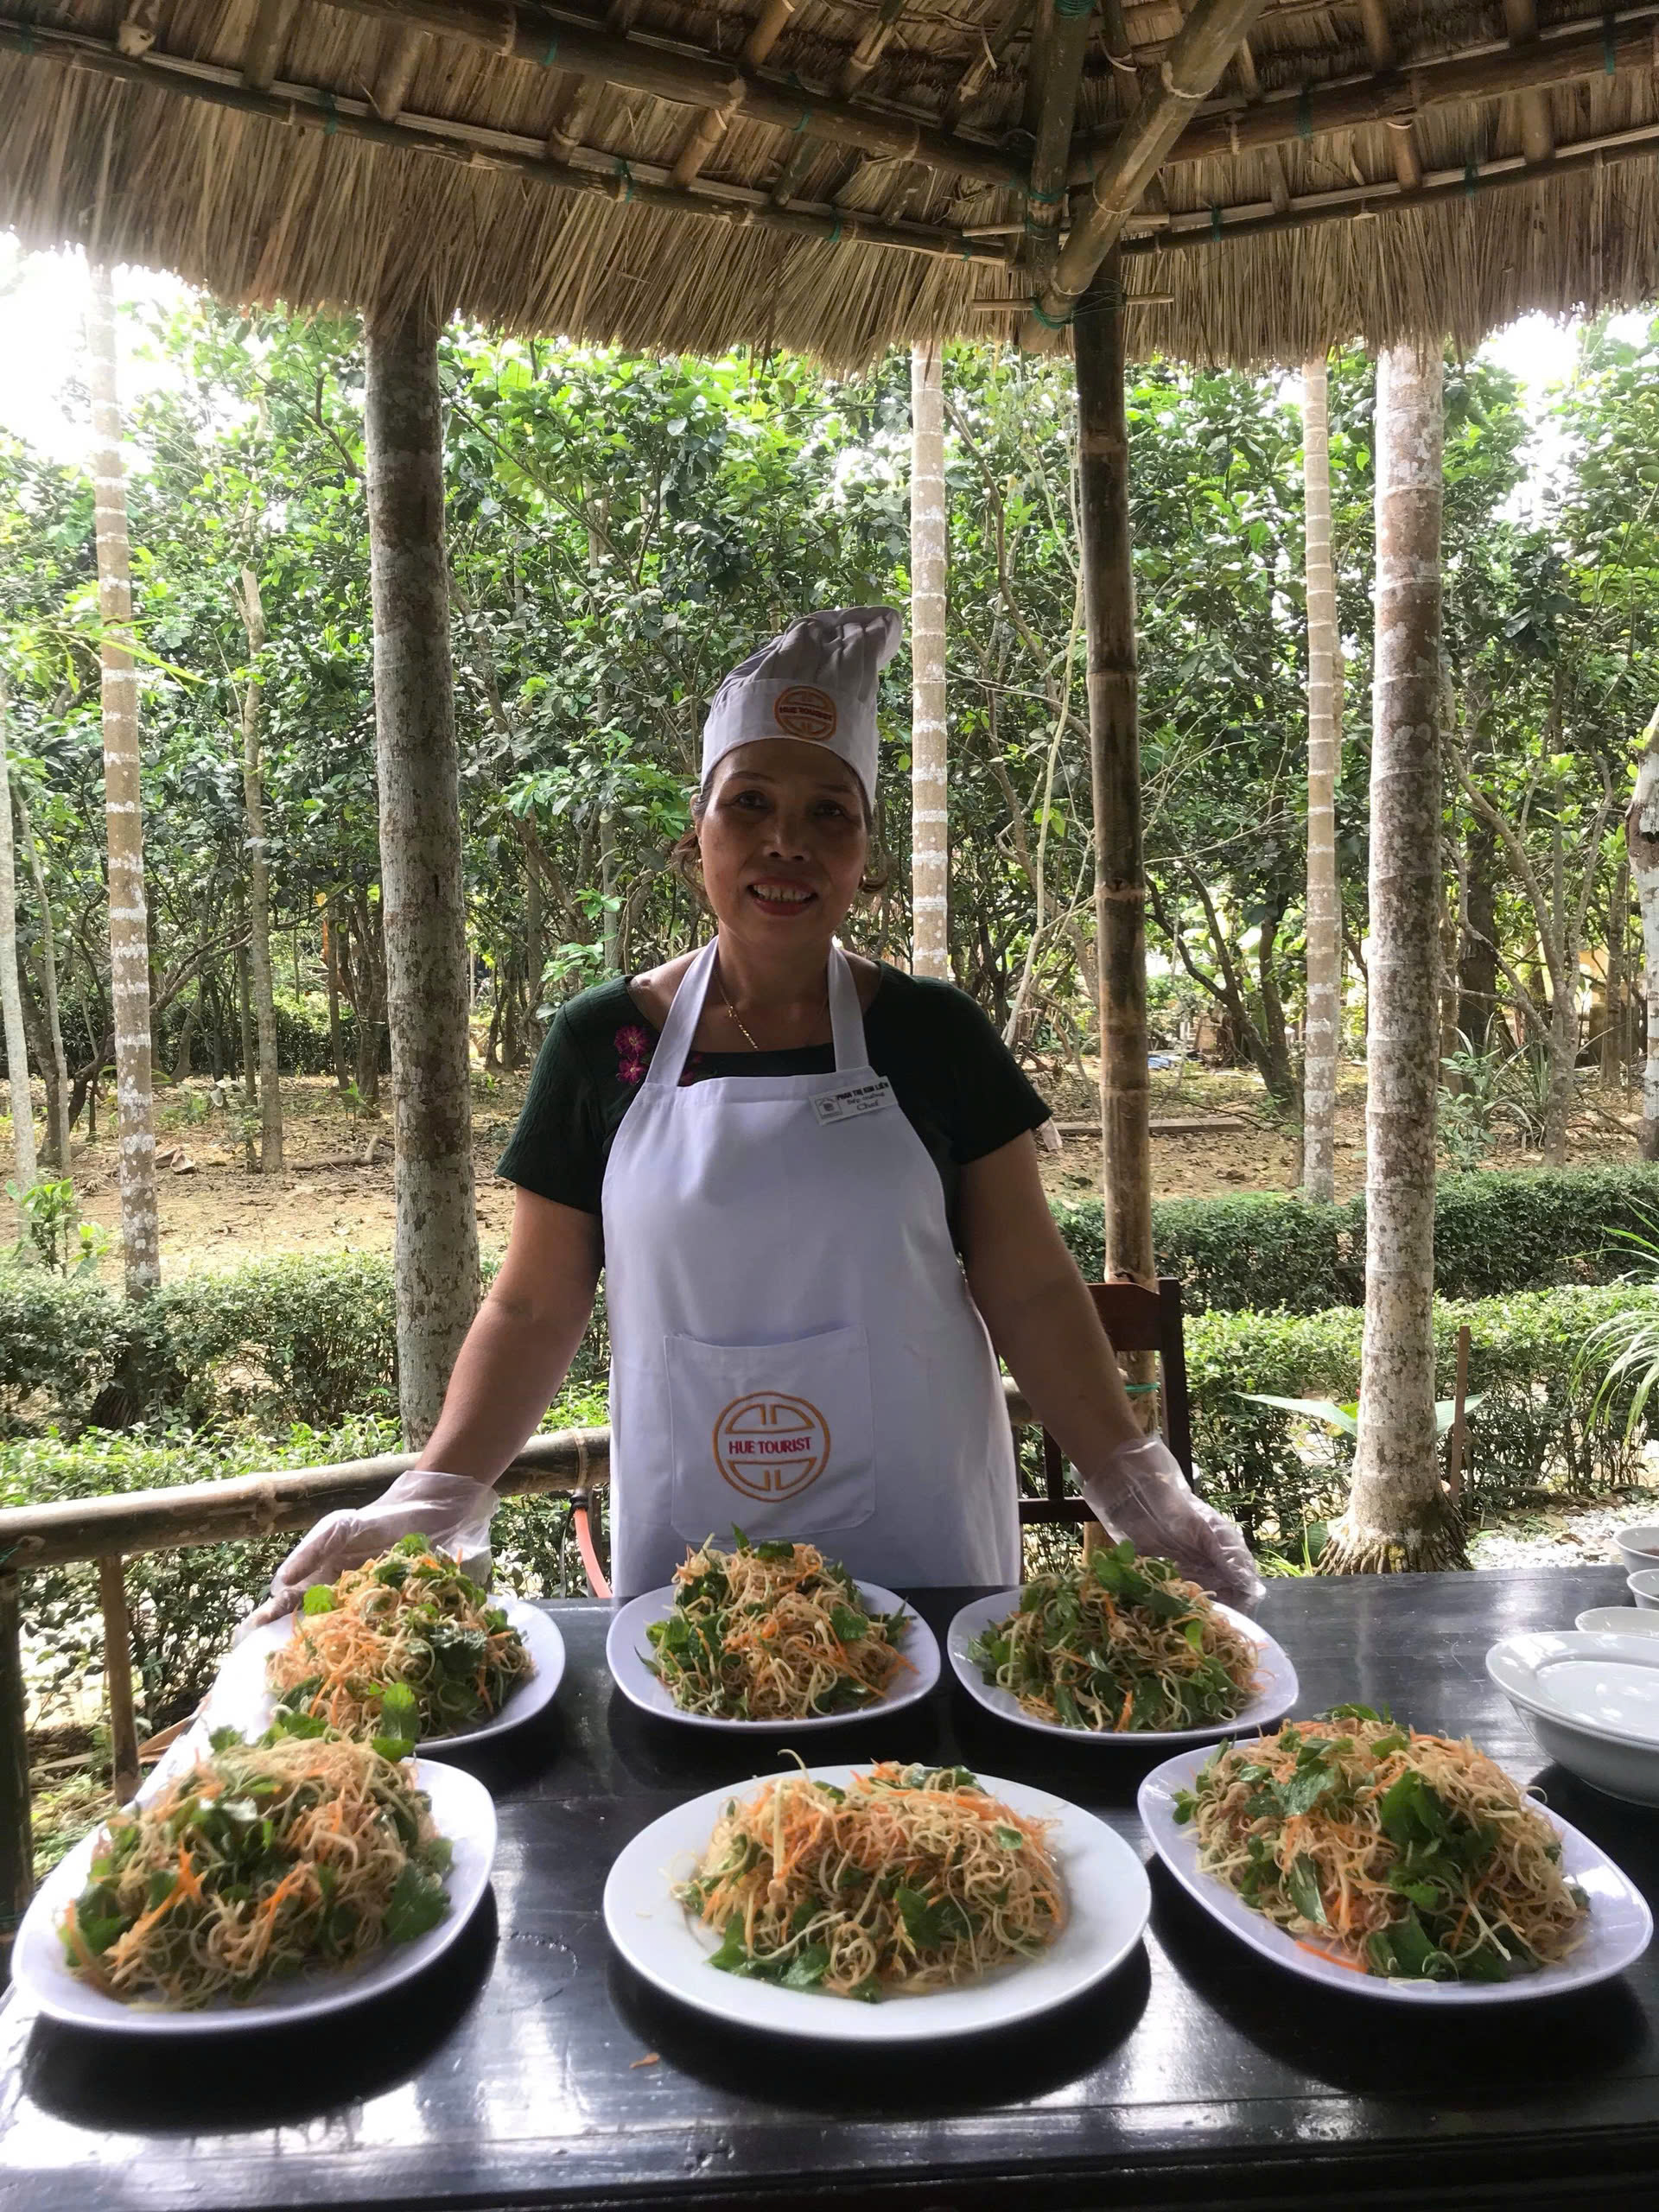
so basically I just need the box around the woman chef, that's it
[250,609,1258,1618]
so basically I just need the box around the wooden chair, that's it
[1020,1278,1194,1526]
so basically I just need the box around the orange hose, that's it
[574,1499,610,1599]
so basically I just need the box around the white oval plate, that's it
[13,1758,496,2035]
[205,1596,564,1751]
[1487,1630,1659,1751]
[1575,1607,1659,1638]
[604,1763,1149,2043]
[607,1580,939,1731]
[947,1588,1298,1745]
[1139,1743,1651,2005]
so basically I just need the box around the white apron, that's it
[601,939,1021,1599]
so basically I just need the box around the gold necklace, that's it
[715,964,828,1052]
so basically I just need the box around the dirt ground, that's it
[60,1058,1646,1275]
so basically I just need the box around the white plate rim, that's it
[606,1580,940,1731]
[1138,1741,1653,2005]
[12,1757,497,2035]
[946,1587,1299,1746]
[204,1594,564,1751]
[1573,1607,1659,1637]
[602,1761,1150,2043]
[1486,1630,1659,1753]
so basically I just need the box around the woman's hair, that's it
[669,775,892,900]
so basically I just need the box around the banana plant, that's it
[1237,1392,1483,1442]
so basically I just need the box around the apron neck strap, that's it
[645,939,868,1089]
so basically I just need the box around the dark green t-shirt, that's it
[495,965,1050,1250]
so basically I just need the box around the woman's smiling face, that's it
[696,739,870,944]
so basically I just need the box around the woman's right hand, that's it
[234,1469,499,1640]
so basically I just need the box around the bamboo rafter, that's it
[1120,110,1659,253]
[1022,0,1272,345]
[1024,0,1096,270]
[1070,9,1659,181]
[318,0,1025,187]
[0,12,1019,267]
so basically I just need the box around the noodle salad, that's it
[674,1763,1065,1999]
[1174,1709,1591,1981]
[267,1535,533,1745]
[59,1727,452,2009]
[969,1542,1260,1732]
[645,1532,911,1720]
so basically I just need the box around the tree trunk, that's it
[1458,814,1498,1052]
[88,262,160,1298]
[1439,841,1462,1071]
[1603,852,1627,1089]
[1075,255,1153,1286]
[1323,343,1464,1575]
[171,984,198,1084]
[1300,354,1342,1203]
[237,567,283,1173]
[238,938,257,1109]
[909,344,950,980]
[365,300,481,1450]
[0,686,38,1206]
[15,781,72,1175]
[1627,705,1659,1163]
[323,904,348,1090]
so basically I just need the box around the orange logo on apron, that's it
[772,685,838,741]
[713,1392,831,1500]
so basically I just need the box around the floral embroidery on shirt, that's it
[615,1024,653,1087]
[678,1053,707,1088]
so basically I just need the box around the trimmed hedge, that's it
[1054,1163,1659,1317]
[1187,1286,1656,1560]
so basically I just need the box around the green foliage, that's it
[5,1178,107,1276]
[1052,1165,1659,1317]
[1191,1287,1656,1564]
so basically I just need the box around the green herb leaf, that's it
[829,1603,870,1643]
[301,1585,337,1615]
[783,1943,831,1989]
[384,1861,449,1944]
[1287,1853,1325,1924]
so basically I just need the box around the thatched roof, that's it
[2,0,1657,368]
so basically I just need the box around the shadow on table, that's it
[1147,1860,1651,2099]
[20,1890,500,2138]
[944,1688,1177,1810]
[607,1944,1150,2115]
[419,1702,567,1798]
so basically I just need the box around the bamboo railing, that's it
[0,1390,1041,1953]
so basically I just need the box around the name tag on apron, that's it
[812,1076,898,1127]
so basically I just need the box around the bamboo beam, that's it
[1503,0,1555,168]
[97,1555,142,1805]
[1071,13,1659,180]
[242,0,299,91]
[0,1575,29,1967]
[371,22,424,122]
[1023,0,1270,346]
[320,0,1023,187]
[0,15,1018,268]
[669,0,795,192]
[951,0,1031,119]
[1119,116,1659,254]
[840,0,906,97]
[1357,0,1420,188]
[1025,0,1097,275]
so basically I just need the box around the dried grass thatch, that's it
[1,0,1656,367]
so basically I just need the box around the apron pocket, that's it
[664,1325,877,1548]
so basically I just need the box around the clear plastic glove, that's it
[234,1469,499,1642]
[1077,1434,1263,1612]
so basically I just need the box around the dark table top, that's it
[3,1567,1658,2212]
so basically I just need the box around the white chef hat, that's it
[700,607,903,808]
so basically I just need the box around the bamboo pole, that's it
[1070,10,1659,181]
[97,1555,142,1804]
[1301,354,1341,1205]
[1023,0,1272,346]
[1074,253,1153,1290]
[909,345,950,981]
[669,0,795,191]
[0,1573,29,1967]
[1023,0,1097,276]
[321,0,1021,187]
[1122,119,1659,255]
[0,15,1018,268]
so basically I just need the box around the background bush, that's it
[1055,1163,1659,1316]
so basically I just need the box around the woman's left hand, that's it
[1079,1433,1263,1611]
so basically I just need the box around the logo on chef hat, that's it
[772,685,838,742]
[713,1392,830,1500]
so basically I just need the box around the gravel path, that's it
[1468,1496,1659,1572]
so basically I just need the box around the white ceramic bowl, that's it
[1614,1522,1659,1575]
[1628,1568,1659,1612]
[1488,1630,1659,1806]
[1576,1605,1659,1637]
